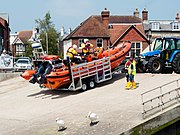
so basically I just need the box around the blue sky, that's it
[1,0,180,33]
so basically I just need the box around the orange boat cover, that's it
[41,55,60,60]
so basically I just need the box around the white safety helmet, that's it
[3,49,6,53]
[84,39,89,43]
[73,44,77,49]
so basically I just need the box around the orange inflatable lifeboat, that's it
[21,42,131,90]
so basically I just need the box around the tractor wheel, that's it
[172,53,180,74]
[147,57,163,73]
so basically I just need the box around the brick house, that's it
[63,8,149,58]
[11,30,33,56]
[0,13,10,54]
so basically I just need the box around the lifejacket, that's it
[86,55,93,62]
[66,48,77,58]
[128,62,136,75]
[94,47,104,59]
[80,43,93,54]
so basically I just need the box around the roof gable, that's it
[12,37,24,45]
[18,30,33,43]
[111,25,149,45]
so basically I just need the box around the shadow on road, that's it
[96,72,125,87]
[27,89,81,99]
[27,72,126,99]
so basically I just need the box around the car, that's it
[14,58,33,71]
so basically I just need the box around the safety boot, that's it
[132,82,136,89]
[125,82,132,90]
[125,82,128,88]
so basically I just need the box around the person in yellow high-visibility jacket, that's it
[79,39,93,56]
[66,44,78,59]
[126,57,137,89]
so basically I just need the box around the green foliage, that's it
[24,41,33,58]
[35,12,59,55]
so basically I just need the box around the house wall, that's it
[0,26,3,53]
[0,18,9,54]
[150,31,180,39]
[13,45,16,57]
[142,41,150,52]
[72,38,109,50]
[121,29,147,42]
[63,39,72,59]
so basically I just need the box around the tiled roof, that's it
[93,15,142,23]
[64,15,142,41]
[109,16,142,23]
[109,25,130,44]
[64,16,109,40]
[18,30,33,43]
[0,17,7,28]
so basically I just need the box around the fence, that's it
[141,78,180,119]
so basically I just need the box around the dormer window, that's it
[108,25,113,29]
[172,22,180,30]
[151,22,160,30]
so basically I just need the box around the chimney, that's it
[175,13,179,21]
[68,27,72,34]
[142,8,148,21]
[60,27,65,37]
[101,8,110,29]
[134,8,139,18]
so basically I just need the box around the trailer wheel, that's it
[147,57,163,73]
[88,80,96,89]
[81,83,88,91]
[172,53,180,74]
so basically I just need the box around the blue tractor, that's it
[137,37,180,73]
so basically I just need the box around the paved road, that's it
[0,73,179,135]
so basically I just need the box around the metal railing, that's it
[141,78,180,119]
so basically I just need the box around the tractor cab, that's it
[137,37,180,73]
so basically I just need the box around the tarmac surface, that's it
[0,72,179,135]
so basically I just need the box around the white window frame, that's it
[78,39,84,47]
[16,44,20,52]
[96,38,103,48]
[128,42,142,57]
[16,44,25,52]
[151,22,160,30]
[172,22,180,30]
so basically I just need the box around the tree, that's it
[24,41,33,58]
[35,12,59,55]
